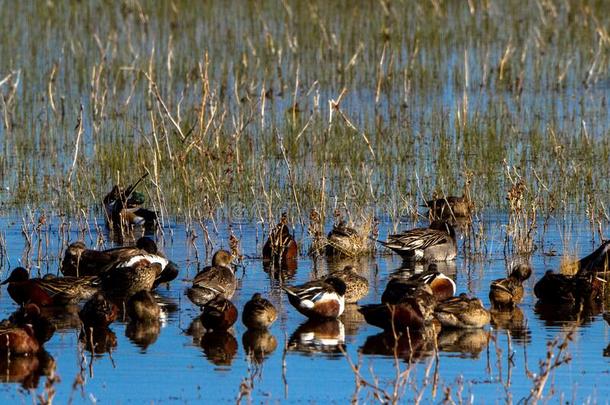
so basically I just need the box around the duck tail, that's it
[124,173,149,200]
[281,285,297,297]
[577,239,610,274]
[368,236,390,246]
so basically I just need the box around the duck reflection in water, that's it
[79,326,118,356]
[263,259,298,282]
[490,306,531,345]
[0,350,56,389]
[437,329,490,359]
[125,290,162,351]
[534,300,602,327]
[288,318,345,357]
[360,325,439,362]
[391,260,457,279]
[325,254,374,275]
[200,330,238,366]
[40,304,83,332]
[242,329,278,364]
[126,320,161,351]
[341,304,367,339]
[185,318,206,346]
[9,303,56,345]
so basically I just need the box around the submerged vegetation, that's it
[0,0,608,231]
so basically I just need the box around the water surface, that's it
[0,213,608,403]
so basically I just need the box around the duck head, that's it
[136,237,158,254]
[2,267,30,285]
[325,277,347,296]
[211,250,234,268]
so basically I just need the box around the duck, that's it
[61,237,178,286]
[382,265,456,304]
[200,297,238,331]
[283,277,346,319]
[359,285,437,332]
[103,173,158,230]
[377,221,457,262]
[99,259,163,298]
[434,293,490,329]
[79,293,119,328]
[325,221,371,257]
[489,264,532,308]
[242,293,278,330]
[126,290,161,322]
[2,267,100,307]
[187,250,236,307]
[325,265,369,304]
[534,270,603,305]
[424,194,473,220]
[263,213,298,263]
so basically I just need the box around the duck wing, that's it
[384,228,451,251]
[192,266,235,296]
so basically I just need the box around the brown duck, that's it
[187,250,236,307]
[489,264,532,308]
[2,267,100,307]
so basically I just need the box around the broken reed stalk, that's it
[67,104,84,186]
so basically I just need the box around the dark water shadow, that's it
[534,301,602,327]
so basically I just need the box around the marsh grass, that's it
[0,0,607,233]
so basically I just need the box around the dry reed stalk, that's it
[307,209,325,256]
[525,328,574,403]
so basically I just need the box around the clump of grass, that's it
[504,165,539,256]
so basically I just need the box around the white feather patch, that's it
[118,254,168,269]
[300,299,315,309]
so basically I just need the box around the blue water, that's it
[0,213,609,403]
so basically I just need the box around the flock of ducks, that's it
[1,178,610,386]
